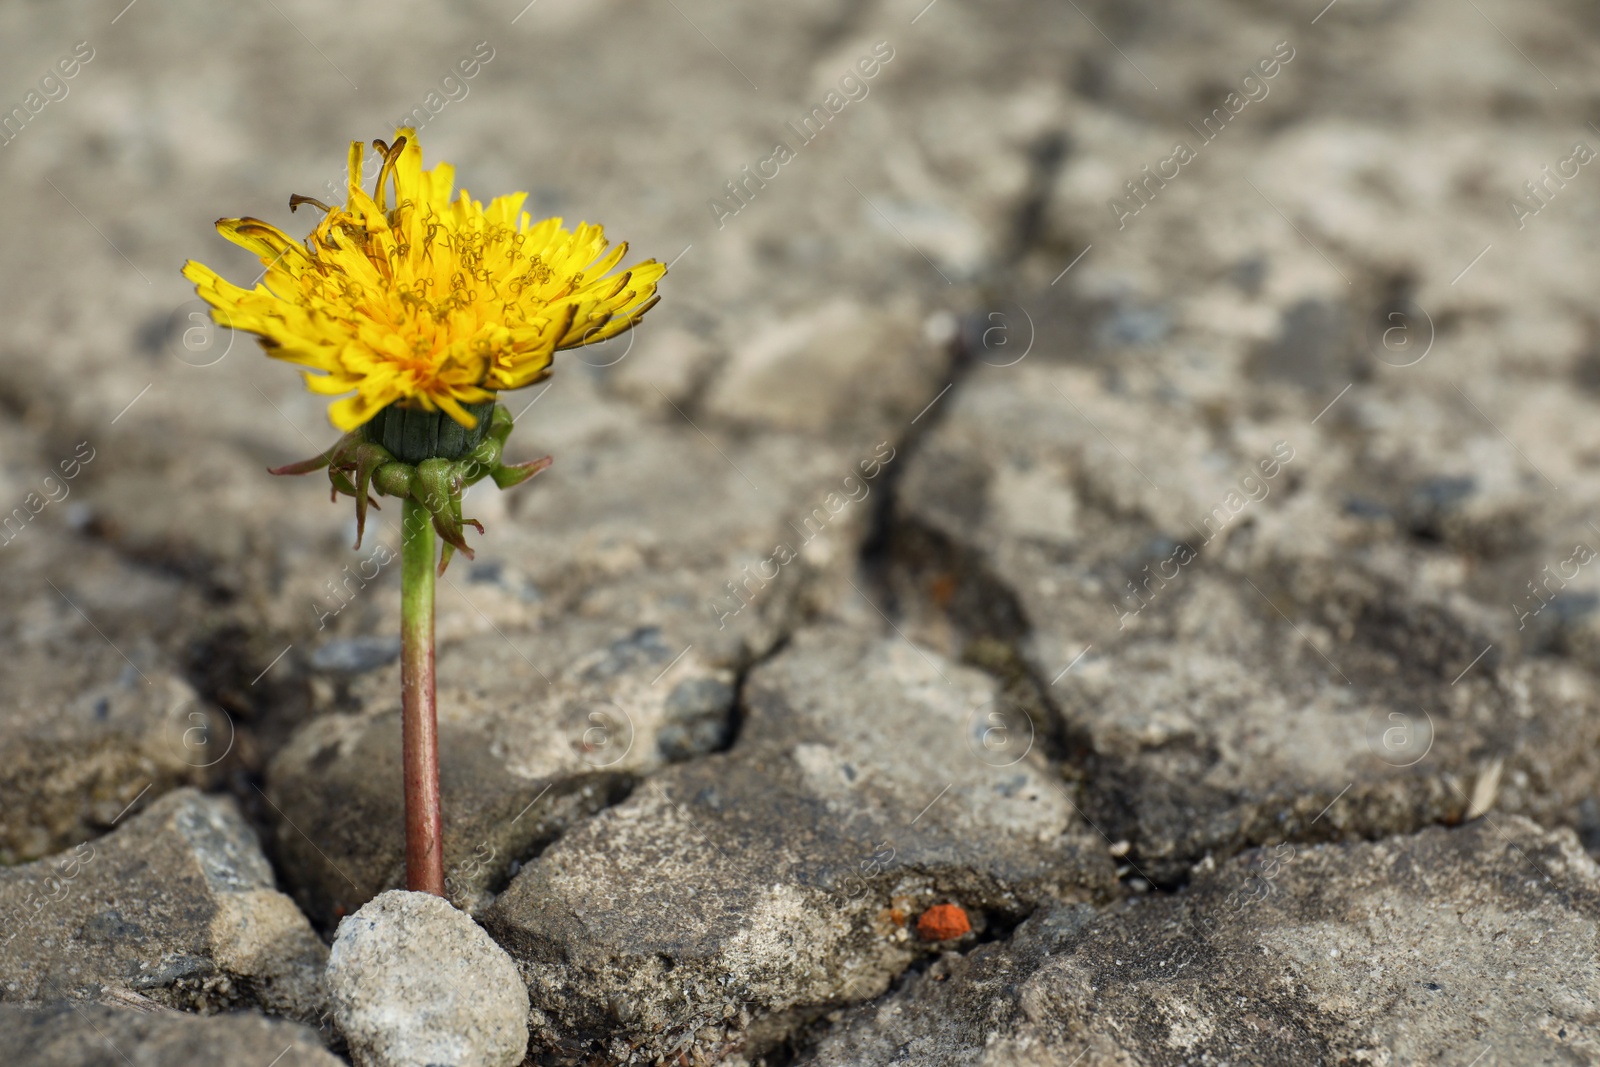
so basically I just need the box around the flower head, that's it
[182,128,664,431]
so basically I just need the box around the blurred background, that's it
[5,0,1600,1063]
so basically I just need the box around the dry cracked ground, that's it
[3,0,1600,1064]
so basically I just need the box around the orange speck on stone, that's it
[888,907,908,927]
[917,903,970,941]
[929,573,958,608]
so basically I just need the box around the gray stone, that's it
[891,349,1600,880]
[658,675,738,760]
[1,999,340,1067]
[485,627,1115,1064]
[436,370,904,667]
[1246,298,1360,392]
[698,298,948,437]
[328,890,528,1067]
[308,635,401,675]
[801,817,1600,1066]
[0,788,327,1024]
[0,533,223,865]
[869,0,1600,893]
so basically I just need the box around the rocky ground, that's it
[3,0,1600,1063]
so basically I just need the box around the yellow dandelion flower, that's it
[182,128,665,432]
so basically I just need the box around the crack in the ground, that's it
[733,129,1096,1065]
[760,896,1037,1067]
[840,136,1498,908]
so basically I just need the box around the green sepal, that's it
[268,432,354,476]
[373,462,414,497]
[493,456,553,489]
[329,468,360,500]
[351,443,395,549]
[268,401,550,574]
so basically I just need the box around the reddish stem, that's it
[400,496,445,895]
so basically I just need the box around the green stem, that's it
[400,497,444,895]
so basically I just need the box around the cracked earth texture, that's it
[3,0,1600,1064]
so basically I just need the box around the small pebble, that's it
[309,636,401,675]
[328,890,528,1067]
